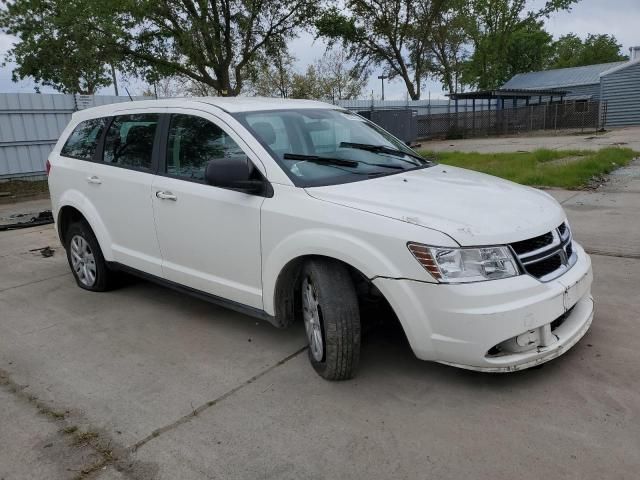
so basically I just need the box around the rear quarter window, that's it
[60,118,107,160]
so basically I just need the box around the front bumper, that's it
[373,242,594,372]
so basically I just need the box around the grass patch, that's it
[420,147,638,189]
[38,406,67,419]
[72,430,99,446]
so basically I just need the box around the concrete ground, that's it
[1,173,640,479]
[423,126,640,153]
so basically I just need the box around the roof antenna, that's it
[125,87,133,101]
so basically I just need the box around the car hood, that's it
[305,165,566,246]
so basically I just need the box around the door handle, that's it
[86,175,102,185]
[156,191,177,201]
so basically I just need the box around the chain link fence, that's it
[417,101,603,140]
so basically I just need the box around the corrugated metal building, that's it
[503,61,626,100]
[500,48,640,128]
[0,93,147,179]
[0,93,73,179]
[600,59,640,127]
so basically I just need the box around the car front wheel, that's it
[301,259,361,381]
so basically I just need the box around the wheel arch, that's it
[56,192,113,259]
[270,253,397,329]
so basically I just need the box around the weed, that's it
[419,147,638,189]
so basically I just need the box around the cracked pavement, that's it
[1,167,640,479]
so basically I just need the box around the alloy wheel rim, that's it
[302,276,324,362]
[70,235,97,287]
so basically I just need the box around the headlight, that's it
[407,243,519,283]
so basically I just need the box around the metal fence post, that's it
[529,105,533,132]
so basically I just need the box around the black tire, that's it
[64,221,115,292]
[301,259,361,381]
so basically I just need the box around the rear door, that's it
[150,110,265,308]
[86,112,164,276]
[54,116,109,218]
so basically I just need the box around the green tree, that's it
[116,0,319,96]
[503,19,554,79]
[246,45,297,98]
[316,0,448,100]
[461,0,577,89]
[2,0,318,97]
[248,47,365,100]
[0,0,118,94]
[551,34,629,69]
[314,48,366,101]
[429,0,470,94]
[290,65,323,99]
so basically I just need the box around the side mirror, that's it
[204,157,267,195]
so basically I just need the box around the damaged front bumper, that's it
[373,242,594,372]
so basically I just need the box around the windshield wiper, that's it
[283,152,403,170]
[283,153,358,167]
[339,142,429,165]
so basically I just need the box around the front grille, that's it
[558,222,568,238]
[565,241,573,258]
[511,232,554,255]
[525,253,563,278]
[510,222,576,282]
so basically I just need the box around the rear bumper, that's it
[373,242,594,372]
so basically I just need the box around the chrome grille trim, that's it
[510,222,577,282]
[517,229,561,261]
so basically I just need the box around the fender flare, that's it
[56,189,114,260]
[262,228,406,316]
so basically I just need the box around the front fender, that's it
[262,227,426,316]
[260,185,457,316]
[57,189,114,260]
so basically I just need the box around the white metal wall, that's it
[601,61,640,127]
[0,93,147,179]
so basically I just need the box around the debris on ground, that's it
[0,210,54,231]
[29,246,55,258]
[584,174,609,190]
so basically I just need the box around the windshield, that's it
[233,108,433,187]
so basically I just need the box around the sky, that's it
[1,0,639,99]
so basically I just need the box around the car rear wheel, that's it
[301,259,361,380]
[65,221,114,291]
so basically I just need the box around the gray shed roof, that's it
[502,61,626,90]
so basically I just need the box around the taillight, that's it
[46,159,52,175]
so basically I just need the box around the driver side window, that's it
[166,114,245,182]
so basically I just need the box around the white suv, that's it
[48,98,594,380]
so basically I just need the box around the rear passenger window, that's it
[166,114,245,181]
[61,118,106,160]
[103,114,159,170]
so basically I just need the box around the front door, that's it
[151,112,265,309]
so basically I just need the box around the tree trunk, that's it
[400,74,420,100]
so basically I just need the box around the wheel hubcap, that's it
[302,276,324,362]
[70,235,97,287]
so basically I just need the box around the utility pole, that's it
[110,64,119,96]
[377,75,387,101]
